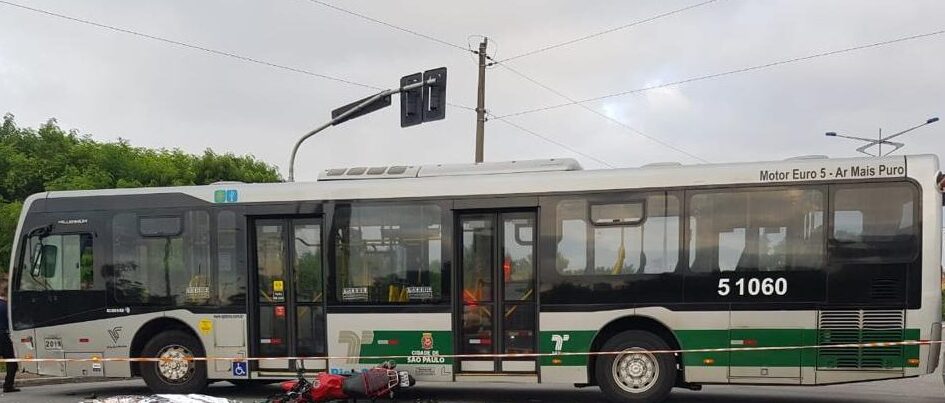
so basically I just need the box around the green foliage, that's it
[0,201,22,274]
[0,113,282,273]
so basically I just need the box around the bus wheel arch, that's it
[588,316,684,388]
[130,318,202,377]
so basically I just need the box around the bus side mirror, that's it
[31,244,58,278]
[30,243,42,276]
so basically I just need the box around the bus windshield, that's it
[18,233,94,292]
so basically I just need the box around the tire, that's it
[141,330,208,394]
[596,330,676,403]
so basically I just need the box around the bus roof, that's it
[36,154,940,205]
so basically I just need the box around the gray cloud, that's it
[0,0,942,180]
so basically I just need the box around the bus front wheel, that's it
[596,330,675,403]
[141,330,208,394]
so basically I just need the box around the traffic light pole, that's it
[288,78,434,182]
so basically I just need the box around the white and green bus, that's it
[6,154,943,402]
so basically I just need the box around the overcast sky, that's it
[1,0,943,180]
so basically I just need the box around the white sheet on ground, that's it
[85,395,236,403]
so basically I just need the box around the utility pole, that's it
[475,37,488,163]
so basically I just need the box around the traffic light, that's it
[400,67,447,127]
[422,67,447,123]
[400,73,423,128]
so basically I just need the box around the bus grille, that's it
[869,277,901,301]
[818,310,905,369]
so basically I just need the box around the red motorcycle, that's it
[267,361,415,403]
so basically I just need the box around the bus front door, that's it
[456,212,538,375]
[252,218,326,373]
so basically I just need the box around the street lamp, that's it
[824,117,939,157]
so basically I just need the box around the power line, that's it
[0,0,618,166]
[299,2,498,117]
[454,103,614,167]
[0,0,383,91]
[498,27,945,119]
[455,101,615,167]
[495,62,708,163]
[497,0,719,63]
[488,113,615,168]
[304,0,470,53]
[1,0,489,109]
[448,102,477,112]
[0,0,484,113]
[300,0,622,166]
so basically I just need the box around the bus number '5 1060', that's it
[717,278,787,297]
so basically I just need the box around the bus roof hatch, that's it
[317,158,582,181]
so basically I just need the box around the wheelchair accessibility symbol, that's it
[232,361,248,377]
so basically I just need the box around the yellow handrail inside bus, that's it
[611,229,627,275]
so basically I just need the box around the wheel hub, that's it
[612,348,659,394]
[157,345,195,383]
[628,361,645,377]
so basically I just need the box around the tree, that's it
[0,114,282,273]
[0,201,21,273]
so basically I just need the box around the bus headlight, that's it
[928,323,941,372]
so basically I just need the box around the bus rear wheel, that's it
[141,330,208,394]
[596,330,675,403]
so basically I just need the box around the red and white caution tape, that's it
[0,339,939,364]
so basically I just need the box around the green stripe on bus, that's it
[677,329,816,367]
[356,330,454,364]
[539,331,597,366]
[536,329,921,368]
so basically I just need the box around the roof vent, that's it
[318,165,420,181]
[346,167,367,175]
[418,158,582,177]
[318,158,582,181]
[786,155,829,160]
[642,162,682,168]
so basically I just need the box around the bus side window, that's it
[111,211,212,306]
[688,187,824,273]
[829,183,917,262]
[332,204,444,304]
[555,194,679,276]
[217,210,245,306]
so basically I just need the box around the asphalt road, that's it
[2,369,942,403]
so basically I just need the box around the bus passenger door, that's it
[456,211,538,375]
[252,218,326,374]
